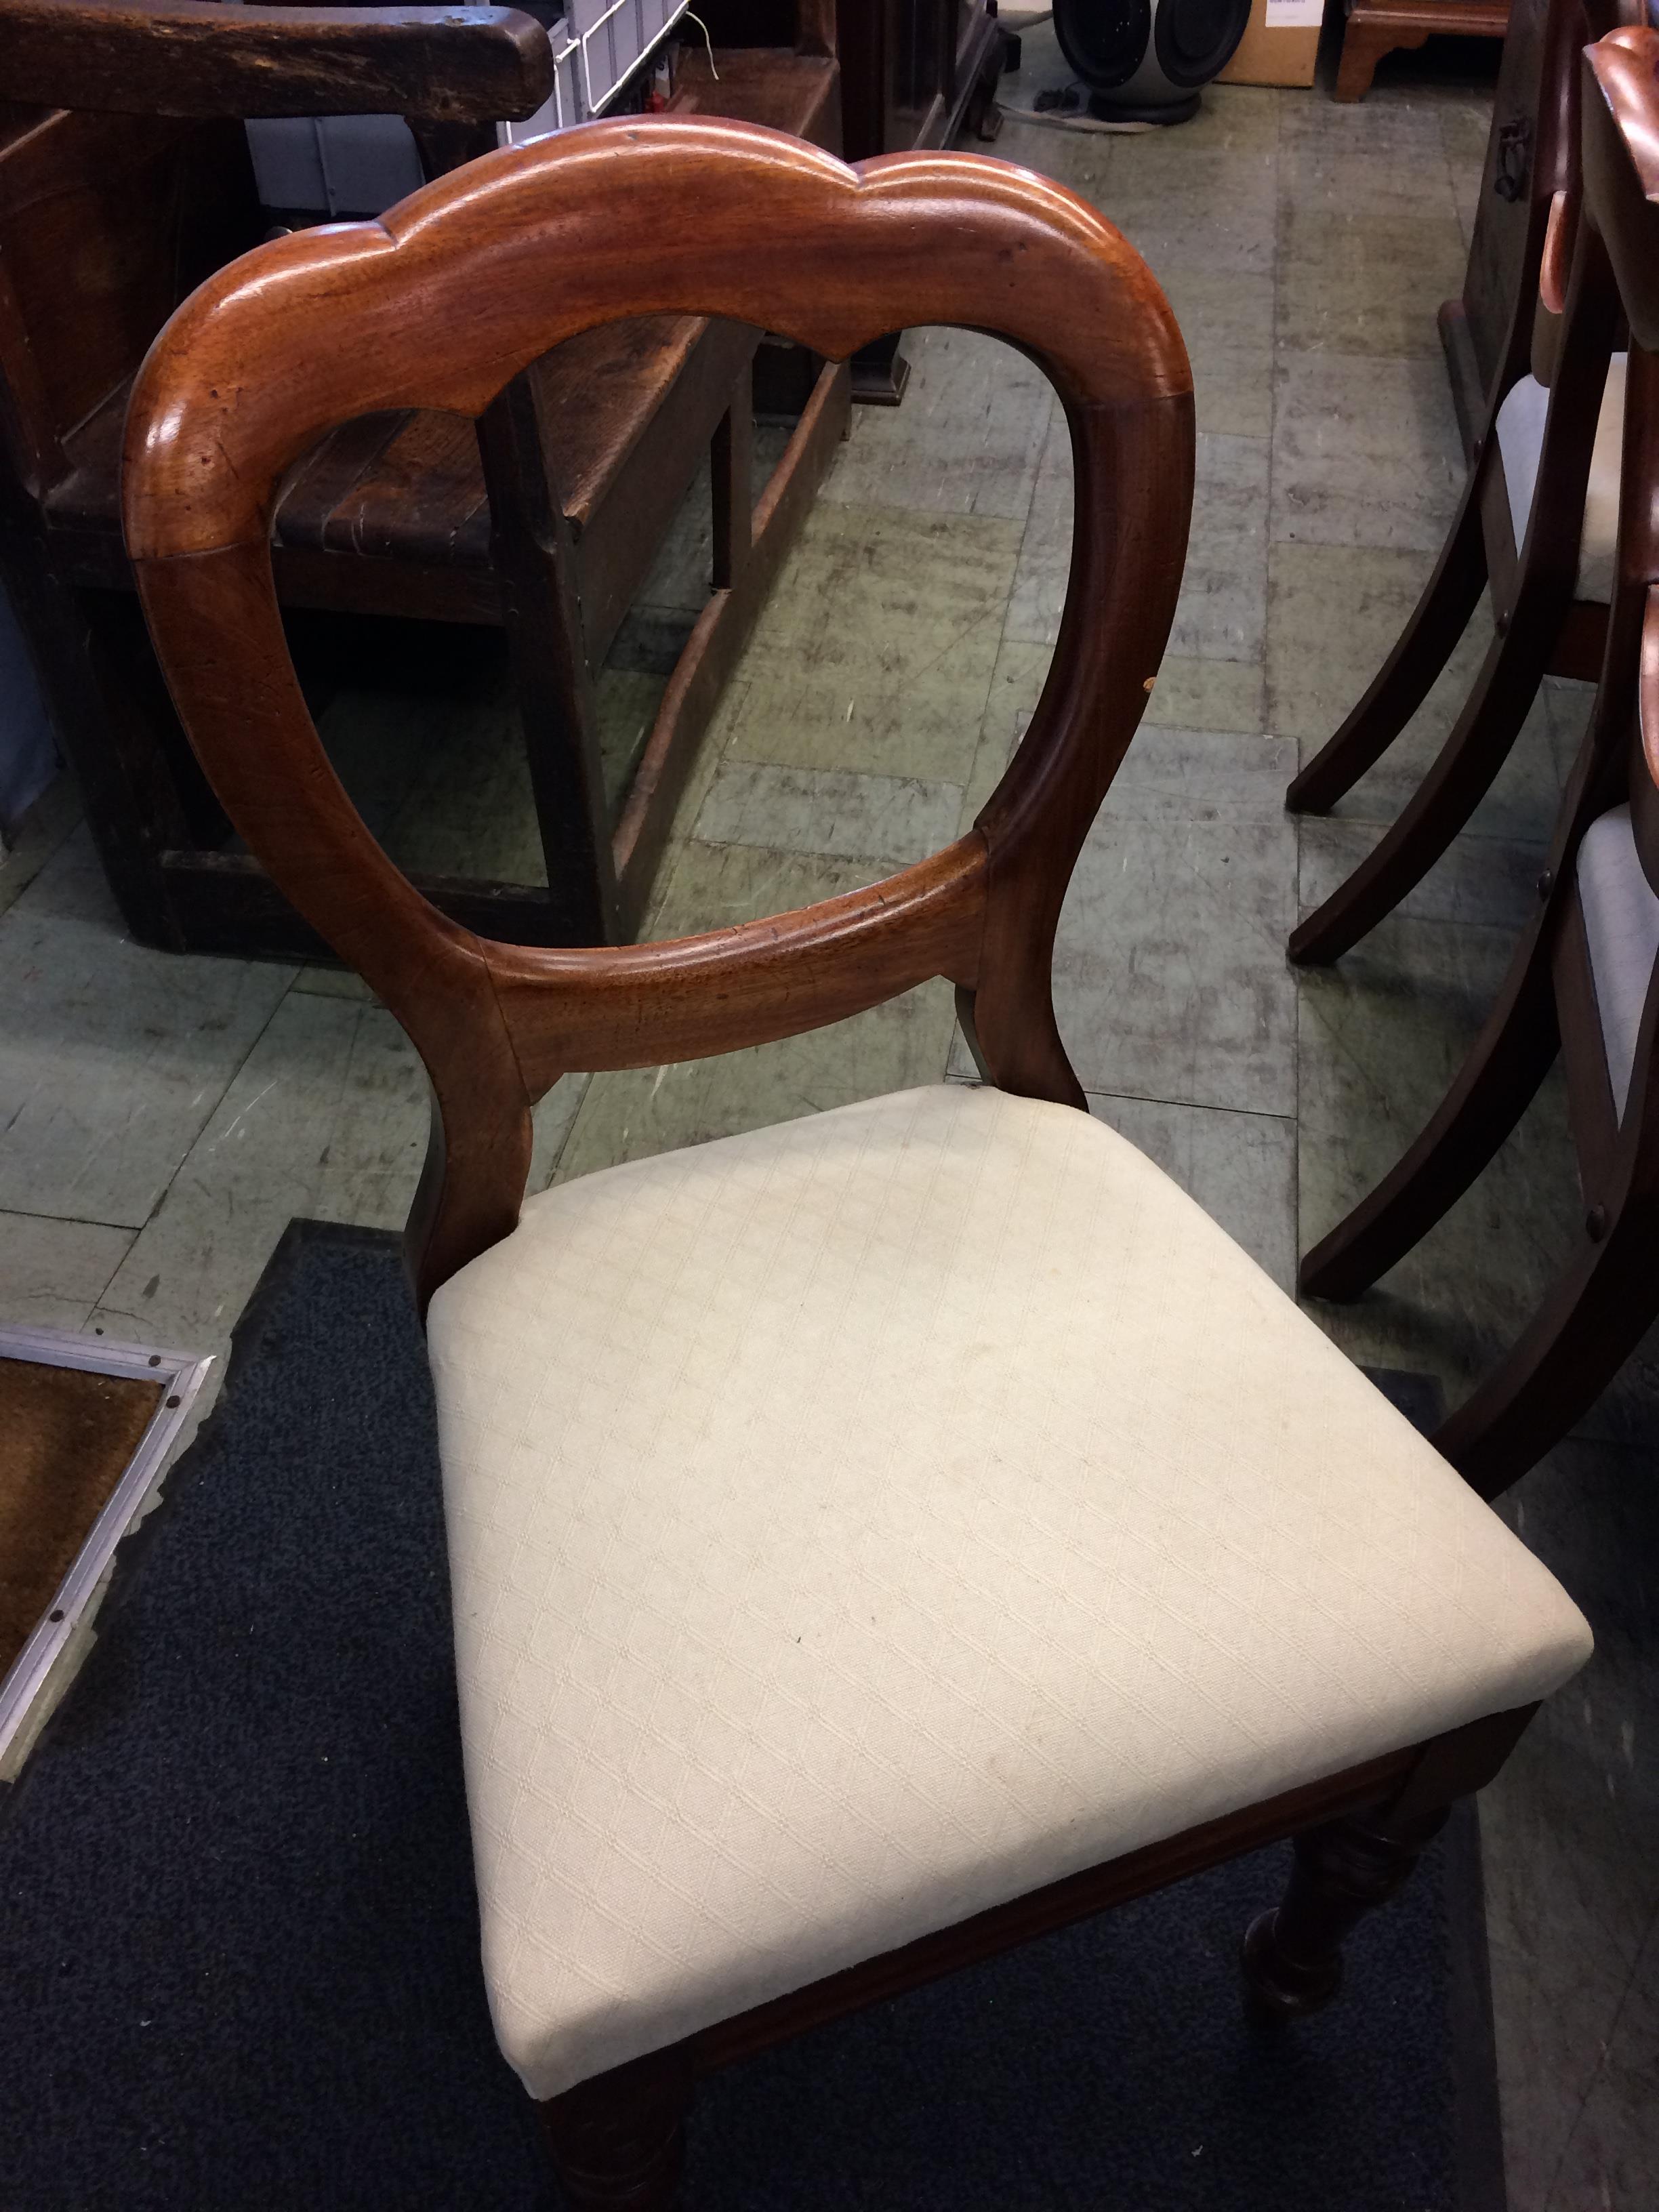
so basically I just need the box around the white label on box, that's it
[1265,0,1325,23]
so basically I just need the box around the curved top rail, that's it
[124,119,1189,559]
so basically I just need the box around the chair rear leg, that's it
[1435,1203,1659,1497]
[1286,468,1490,819]
[1290,602,1560,968]
[1298,912,1561,1302]
[539,2046,695,2211]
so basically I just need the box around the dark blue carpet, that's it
[0,1223,1504,2211]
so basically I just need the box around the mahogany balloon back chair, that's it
[123,119,1593,2207]
[1300,24,1659,1501]
[1287,0,1640,970]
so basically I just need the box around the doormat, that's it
[0,1221,1504,2211]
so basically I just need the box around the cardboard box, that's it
[1218,0,1324,87]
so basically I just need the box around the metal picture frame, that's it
[0,1325,214,1768]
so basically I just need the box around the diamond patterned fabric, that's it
[426,1082,1592,2099]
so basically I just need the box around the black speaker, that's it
[1052,0,1250,124]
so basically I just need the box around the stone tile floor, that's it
[2,41,1656,2210]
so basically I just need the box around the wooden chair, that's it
[0,0,848,958]
[1288,0,1637,970]
[1300,22,1659,1500]
[122,119,1592,2207]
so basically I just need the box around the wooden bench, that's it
[0,0,849,956]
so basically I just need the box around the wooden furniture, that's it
[834,0,1008,402]
[0,0,848,958]
[1300,24,1659,1497]
[1335,0,1509,105]
[1288,0,1631,970]
[123,119,1591,2207]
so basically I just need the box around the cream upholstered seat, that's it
[1495,352,1626,602]
[427,1081,1591,2102]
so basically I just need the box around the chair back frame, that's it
[123,118,1194,1304]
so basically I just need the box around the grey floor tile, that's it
[695,762,962,871]
[556,840,958,1179]
[1295,912,1584,1412]
[529,1073,592,1194]
[821,325,1054,522]
[0,774,81,921]
[618,428,794,624]
[994,736,1298,1113]
[1272,353,1464,551]
[1298,893,1659,1461]
[0,1212,134,1331]
[956,642,1052,830]
[631,455,714,616]
[1153,81,1281,155]
[1544,675,1597,786]
[1171,432,1270,663]
[1107,721,1295,821]
[987,112,1110,201]
[1267,538,1487,759]
[1279,91,1458,216]
[720,504,1022,783]
[291,965,376,1002]
[1328,681,1562,846]
[319,675,542,888]
[558,975,958,1185]
[1157,270,1275,438]
[84,988,591,1359]
[1009,421,1270,666]
[0,831,296,1231]
[1439,99,1492,250]
[1277,205,1469,359]
[1148,655,1267,735]
[90,991,433,1351]
[1269,540,1563,844]
[1004,407,1072,650]
[1105,147,1280,280]
[1086,1091,1297,1290]
[1299,819,1549,934]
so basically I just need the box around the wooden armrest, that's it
[0,0,554,123]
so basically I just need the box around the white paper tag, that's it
[1265,0,1325,24]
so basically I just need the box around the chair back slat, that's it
[124,119,1195,1302]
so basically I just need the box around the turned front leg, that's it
[1241,1805,1450,2018]
[539,2045,695,2211]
